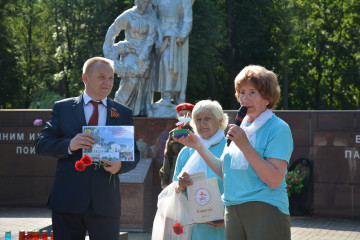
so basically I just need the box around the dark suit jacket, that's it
[35,94,140,217]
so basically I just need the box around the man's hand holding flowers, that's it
[102,160,122,174]
[75,155,120,188]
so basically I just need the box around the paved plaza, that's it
[0,208,359,240]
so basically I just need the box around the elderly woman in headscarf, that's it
[172,99,228,240]
[175,65,293,240]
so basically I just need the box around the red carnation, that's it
[75,160,86,172]
[81,154,93,166]
[173,222,184,235]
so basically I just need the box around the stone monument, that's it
[148,0,194,117]
[103,0,156,116]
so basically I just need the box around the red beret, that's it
[175,103,194,112]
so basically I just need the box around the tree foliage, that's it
[285,0,360,109]
[0,0,359,110]
[0,0,22,108]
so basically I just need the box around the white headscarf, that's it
[228,108,273,169]
[178,129,225,178]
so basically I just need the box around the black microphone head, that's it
[238,106,248,117]
[227,106,248,146]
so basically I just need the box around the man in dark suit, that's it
[35,57,140,240]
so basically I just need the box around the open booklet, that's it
[187,171,224,223]
[82,126,135,161]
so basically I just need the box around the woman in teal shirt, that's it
[173,100,228,240]
[175,65,293,240]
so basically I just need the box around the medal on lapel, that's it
[110,108,120,118]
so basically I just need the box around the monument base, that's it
[148,100,177,118]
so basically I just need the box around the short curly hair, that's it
[190,100,229,131]
[234,65,280,109]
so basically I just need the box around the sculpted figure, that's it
[103,0,156,116]
[151,0,194,105]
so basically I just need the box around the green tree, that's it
[187,0,229,107]
[48,0,131,98]
[286,0,360,109]
[1,0,360,110]
[5,0,52,108]
[0,0,22,108]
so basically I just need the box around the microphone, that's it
[227,106,248,146]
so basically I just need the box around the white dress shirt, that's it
[83,93,108,126]
[68,93,108,154]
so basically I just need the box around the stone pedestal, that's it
[119,158,154,231]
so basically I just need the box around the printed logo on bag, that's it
[195,188,211,205]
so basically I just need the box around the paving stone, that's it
[1,209,360,240]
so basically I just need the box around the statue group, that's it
[103,0,194,117]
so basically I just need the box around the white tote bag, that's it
[152,182,193,240]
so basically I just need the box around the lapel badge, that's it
[110,108,120,118]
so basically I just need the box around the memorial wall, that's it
[0,110,359,225]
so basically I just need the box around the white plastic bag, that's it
[151,182,193,240]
